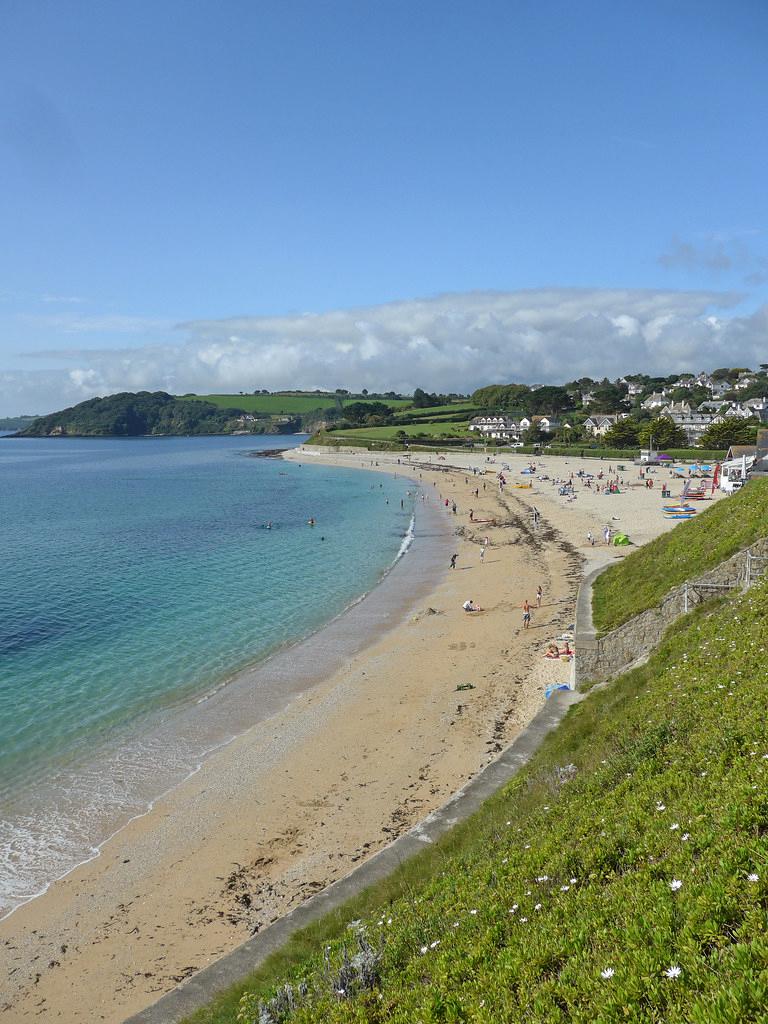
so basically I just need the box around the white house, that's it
[642,391,668,410]
[659,402,716,445]
[583,413,630,437]
[468,415,520,440]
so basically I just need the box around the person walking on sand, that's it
[480,545,485,563]
[536,585,542,608]
[450,553,458,569]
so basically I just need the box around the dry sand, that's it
[0,449,715,1022]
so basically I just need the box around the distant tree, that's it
[711,367,750,382]
[638,416,688,449]
[342,401,393,424]
[526,386,575,415]
[583,382,627,411]
[361,388,368,395]
[602,419,641,448]
[523,422,546,444]
[471,384,531,409]
[699,418,758,449]
[412,388,442,408]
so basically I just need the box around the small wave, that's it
[395,513,416,561]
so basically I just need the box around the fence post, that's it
[684,581,689,614]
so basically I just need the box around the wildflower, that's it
[430,940,440,949]
[419,946,428,955]
[670,823,680,831]
[570,877,577,884]
[670,879,683,891]
[536,875,549,882]
[469,909,478,915]
[534,903,542,911]
[664,965,682,979]
[509,904,518,913]
[600,968,615,979]
[681,833,690,841]
[560,885,570,891]
[519,916,528,922]
[656,802,666,812]
[452,921,459,927]
[748,873,759,883]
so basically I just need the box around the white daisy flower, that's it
[664,965,682,979]
[600,967,615,979]
[748,873,759,883]
[670,879,683,891]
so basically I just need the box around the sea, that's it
[0,434,445,918]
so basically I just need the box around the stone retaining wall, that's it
[574,538,768,689]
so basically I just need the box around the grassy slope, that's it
[592,478,768,634]
[188,581,768,1024]
[178,395,412,414]
[331,420,472,441]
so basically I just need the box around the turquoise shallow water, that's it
[0,435,423,916]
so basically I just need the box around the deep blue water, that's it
[0,435,418,914]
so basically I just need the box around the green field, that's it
[186,562,768,1024]
[331,421,472,441]
[591,477,768,634]
[178,394,413,414]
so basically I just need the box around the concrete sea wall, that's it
[574,538,768,689]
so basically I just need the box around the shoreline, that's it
[0,449,700,1023]
[0,469,441,925]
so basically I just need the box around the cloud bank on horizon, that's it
[2,288,767,416]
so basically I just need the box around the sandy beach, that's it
[0,449,715,1023]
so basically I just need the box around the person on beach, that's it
[480,545,485,563]
[450,553,458,569]
[536,585,543,608]
[463,598,481,612]
[522,604,531,629]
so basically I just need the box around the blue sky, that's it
[1,0,767,413]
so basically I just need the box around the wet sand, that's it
[0,449,707,1022]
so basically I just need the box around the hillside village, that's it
[467,367,768,447]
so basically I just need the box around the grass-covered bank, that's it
[591,478,768,634]
[183,577,768,1024]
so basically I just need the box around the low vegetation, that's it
[592,477,768,633]
[186,573,768,1024]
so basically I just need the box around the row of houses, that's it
[468,414,564,440]
[657,398,768,444]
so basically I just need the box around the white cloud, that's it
[2,288,766,416]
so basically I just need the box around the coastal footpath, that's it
[0,451,700,1023]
